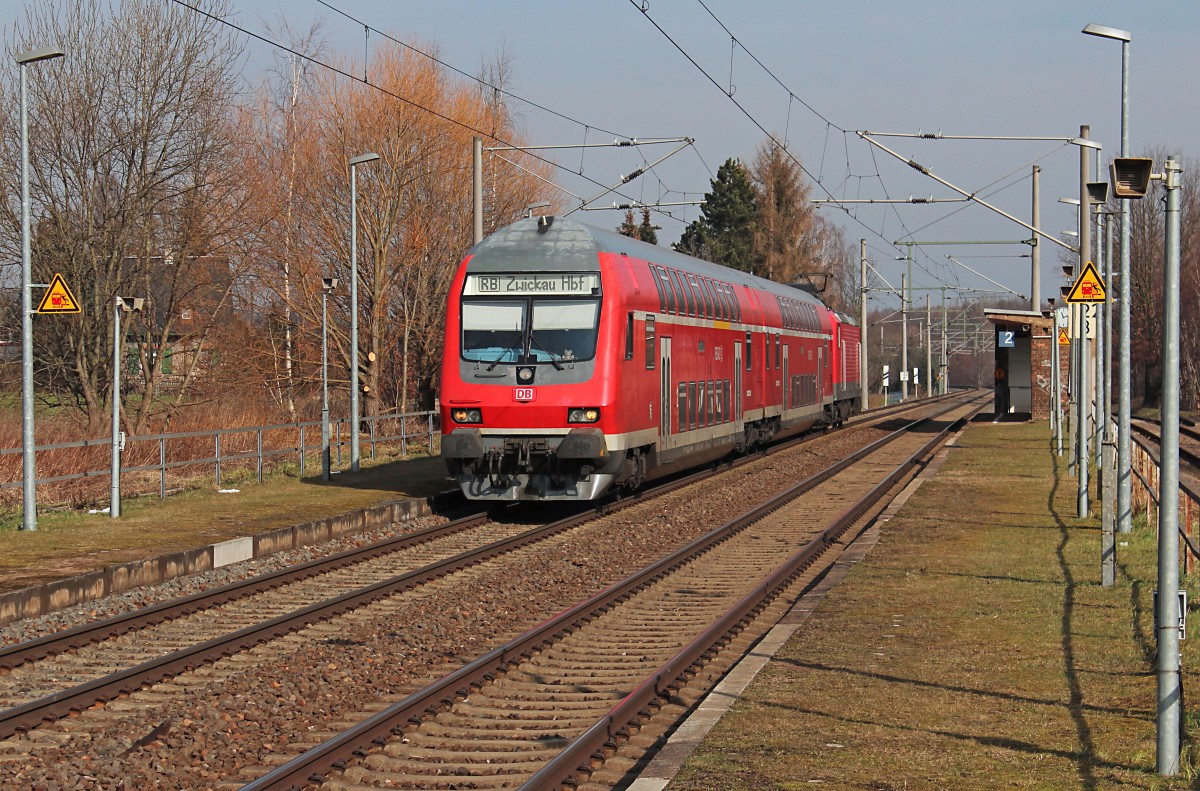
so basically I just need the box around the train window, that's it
[680,273,697,317]
[731,285,742,322]
[667,269,687,316]
[690,274,710,318]
[659,268,677,314]
[724,380,732,422]
[650,265,667,313]
[677,383,687,434]
[745,332,753,370]
[715,281,729,320]
[460,300,525,364]
[645,315,656,370]
[625,313,634,360]
[685,274,702,317]
[698,381,707,426]
[703,278,719,319]
[775,334,781,368]
[529,299,601,362]
[713,380,723,424]
[688,381,697,429]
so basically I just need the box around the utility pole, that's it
[900,272,908,401]
[860,240,869,408]
[1077,125,1091,518]
[1156,155,1184,776]
[1031,165,1041,311]
[925,297,932,398]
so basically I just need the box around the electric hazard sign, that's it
[36,273,81,314]
[1065,261,1106,304]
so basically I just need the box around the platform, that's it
[637,417,1195,790]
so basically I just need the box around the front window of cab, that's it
[461,298,600,364]
[460,272,603,365]
[462,300,526,365]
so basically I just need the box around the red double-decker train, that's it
[439,216,861,501]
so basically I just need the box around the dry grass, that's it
[670,420,1200,790]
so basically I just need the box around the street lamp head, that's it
[349,152,380,167]
[1058,197,1081,206]
[1070,137,1103,151]
[16,46,65,65]
[1082,23,1132,43]
[117,297,144,312]
[322,277,339,291]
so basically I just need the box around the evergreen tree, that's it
[637,207,658,245]
[616,207,660,245]
[617,209,639,239]
[674,158,758,272]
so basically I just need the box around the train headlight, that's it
[517,366,535,383]
[568,407,601,424]
[452,408,482,424]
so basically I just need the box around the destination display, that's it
[464,273,600,297]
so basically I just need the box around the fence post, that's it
[159,437,166,499]
[336,420,342,466]
[428,411,434,455]
[299,425,305,477]
[401,418,408,459]
[215,432,222,488]
[256,429,264,483]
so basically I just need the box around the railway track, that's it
[243,392,987,790]
[0,392,979,788]
[1130,416,1200,484]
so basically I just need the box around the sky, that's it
[6,1,1200,310]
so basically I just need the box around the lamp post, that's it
[110,297,143,518]
[1083,22,1133,533]
[1110,151,1182,776]
[17,45,65,532]
[321,277,338,481]
[348,152,379,473]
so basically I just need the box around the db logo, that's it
[513,388,536,402]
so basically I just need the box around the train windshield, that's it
[461,297,600,365]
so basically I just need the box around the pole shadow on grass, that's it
[1048,442,1100,790]
[750,698,1144,776]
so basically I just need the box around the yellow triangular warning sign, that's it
[1057,328,1070,345]
[36,273,81,314]
[1065,261,1106,304]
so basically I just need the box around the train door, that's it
[817,347,825,401]
[782,345,790,413]
[734,341,743,423]
[659,336,673,450]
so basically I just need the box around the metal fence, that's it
[0,410,440,507]
[1129,430,1200,571]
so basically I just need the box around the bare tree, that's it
[1,0,245,433]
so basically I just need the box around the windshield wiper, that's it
[485,349,516,371]
[528,332,564,370]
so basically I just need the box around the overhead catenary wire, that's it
[170,0,693,223]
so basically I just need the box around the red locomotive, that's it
[439,216,861,501]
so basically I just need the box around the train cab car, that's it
[828,311,863,424]
[439,216,856,502]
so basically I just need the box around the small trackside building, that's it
[984,308,1057,421]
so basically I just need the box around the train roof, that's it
[467,216,834,311]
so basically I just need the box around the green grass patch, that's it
[671,421,1199,790]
